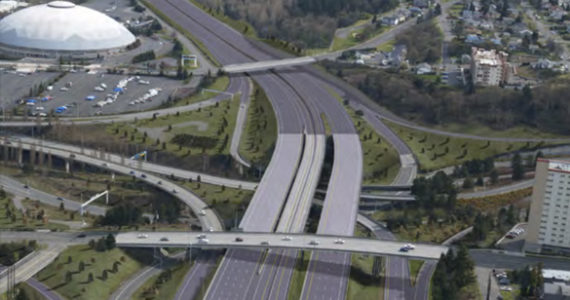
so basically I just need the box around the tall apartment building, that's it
[525,158,570,254]
[470,47,508,86]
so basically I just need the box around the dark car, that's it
[23,185,28,189]
[57,197,63,201]
[235,237,243,242]
[77,233,86,238]
[141,174,147,178]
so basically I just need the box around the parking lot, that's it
[496,223,527,252]
[36,72,185,117]
[0,71,61,109]
[1,70,190,117]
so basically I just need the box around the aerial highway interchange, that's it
[2,0,570,299]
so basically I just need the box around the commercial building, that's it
[543,269,570,300]
[470,47,508,86]
[525,158,570,254]
[0,1,136,59]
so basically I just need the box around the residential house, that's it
[416,63,433,74]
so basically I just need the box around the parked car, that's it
[235,237,243,242]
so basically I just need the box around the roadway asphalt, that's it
[115,231,448,259]
[2,138,224,231]
[0,174,106,216]
[174,252,219,300]
[5,136,257,190]
[143,1,365,300]
[229,77,252,167]
[0,244,66,294]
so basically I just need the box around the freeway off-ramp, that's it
[115,231,448,260]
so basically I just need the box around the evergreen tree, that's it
[512,153,525,180]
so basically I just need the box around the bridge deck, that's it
[116,232,447,260]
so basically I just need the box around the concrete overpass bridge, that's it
[116,231,448,261]
[221,56,316,73]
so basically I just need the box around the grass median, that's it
[36,245,145,300]
[132,261,192,300]
[386,121,554,171]
[238,81,277,167]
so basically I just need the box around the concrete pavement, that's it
[115,231,448,260]
[229,76,252,168]
[0,244,66,294]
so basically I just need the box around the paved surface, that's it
[0,75,241,127]
[116,231,448,260]
[25,278,64,300]
[459,179,534,199]
[0,174,106,216]
[475,266,500,300]
[110,251,186,300]
[223,56,316,73]
[174,252,219,300]
[4,136,256,190]
[0,72,61,110]
[2,138,224,231]
[0,245,66,294]
[229,77,252,167]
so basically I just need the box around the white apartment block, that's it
[470,47,508,86]
[525,159,570,254]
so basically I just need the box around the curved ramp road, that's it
[4,136,257,190]
[1,138,224,231]
[0,174,106,216]
[229,77,252,168]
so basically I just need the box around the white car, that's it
[137,233,148,239]
[197,234,207,239]
[309,240,319,246]
[199,210,206,216]
[282,236,293,241]
[334,239,345,245]
[405,243,416,250]
[198,238,209,244]
[261,241,270,246]
[35,106,44,111]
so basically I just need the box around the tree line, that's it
[324,62,570,135]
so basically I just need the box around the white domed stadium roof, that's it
[0,1,136,51]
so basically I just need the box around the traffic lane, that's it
[7,136,257,190]
[26,278,63,300]
[205,249,263,300]
[152,0,251,65]
[279,71,352,134]
[470,249,570,270]
[166,0,273,62]
[243,249,296,299]
[115,231,449,260]
[252,73,305,133]
[238,134,303,231]
[268,250,299,300]
[301,252,350,300]
[316,134,363,236]
[459,180,534,199]
[412,261,437,300]
[385,256,408,300]
[0,174,106,216]
[2,139,223,230]
[175,252,218,300]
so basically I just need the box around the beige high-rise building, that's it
[471,47,508,86]
[525,158,570,254]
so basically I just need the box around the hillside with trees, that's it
[323,61,570,135]
[195,0,399,48]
